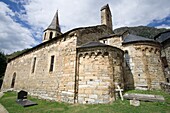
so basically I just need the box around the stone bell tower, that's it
[101,4,113,31]
[43,10,62,42]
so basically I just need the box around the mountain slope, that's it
[114,26,169,39]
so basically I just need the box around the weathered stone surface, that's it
[2,35,77,103]
[160,82,170,94]
[100,34,167,90]
[123,93,165,102]
[77,46,124,104]
[130,98,140,107]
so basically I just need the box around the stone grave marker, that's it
[130,98,140,106]
[123,93,165,102]
[17,90,27,100]
[115,84,124,101]
[16,90,37,107]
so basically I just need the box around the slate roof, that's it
[45,11,61,32]
[78,41,109,49]
[123,34,157,44]
[155,31,170,43]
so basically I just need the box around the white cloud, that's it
[112,0,170,28]
[20,0,170,30]
[0,2,38,54]
[1,0,170,54]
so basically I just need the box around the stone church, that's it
[2,4,170,104]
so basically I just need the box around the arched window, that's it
[11,72,16,88]
[32,57,36,73]
[49,55,55,72]
[49,32,53,40]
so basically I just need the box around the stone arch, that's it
[83,53,89,58]
[49,32,53,39]
[145,47,149,51]
[103,52,109,56]
[154,48,158,54]
[90,52,96,57]
[149,48,154,52]
[11,72,16,88]
[97,52,102,56]
[79,54,83,58]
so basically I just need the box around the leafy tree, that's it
[0,51,7,88]
[0,51,7,79]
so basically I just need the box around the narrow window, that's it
[11,72,16,88]
[44,32,46,40]
[161,57,168,68]
[124,50,130,67]
[103,39,107,44]
[49,32,53,40]
[167,78,169,83]
[49,55,55,72]
[32,57,36,73]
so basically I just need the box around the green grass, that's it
[0,90,170,113]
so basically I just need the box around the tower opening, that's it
[49,32,53,40]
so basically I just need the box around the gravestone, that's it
[17,90,27,100]
[16,90,37,107]
[115,84,124,101]
[123,93,165,102]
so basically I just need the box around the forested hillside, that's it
[114,26,169,39]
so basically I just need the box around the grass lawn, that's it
[0,90,169,113]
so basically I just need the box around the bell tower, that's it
[101,4,113,31]
[43,11,62,42]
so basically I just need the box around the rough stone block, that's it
[89,94,98,99]
[130,99,140,106]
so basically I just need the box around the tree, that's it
[0,51,7,79]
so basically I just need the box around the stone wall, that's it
[164,46,170,68]
[2,26,114,104]
[123,43,165,89]
[2,33,77,103]
[160,82,170,94]
[76,25,113,46]
[99,36,122,49]
[77,46,124,104]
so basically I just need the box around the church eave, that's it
[122,40,160,46]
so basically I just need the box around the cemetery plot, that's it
[16,90,37,107]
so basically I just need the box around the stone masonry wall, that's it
[2,33,77,103]
[77,46,124,104]
[164,46,170,68]
[162,44,170,82]
[76,25,113,46]
[123,43,165,89]
[99,36,123,49]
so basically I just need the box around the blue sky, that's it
[148,16,170,27]
[0,0,170,54]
